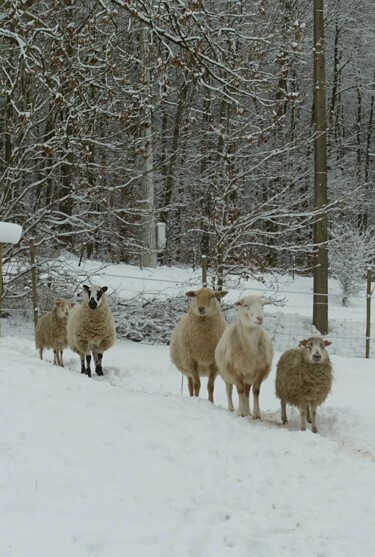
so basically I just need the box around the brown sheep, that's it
[275,336,333,433]
[35,298,74,366]
[170,287,228,403]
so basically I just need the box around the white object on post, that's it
[0,222,23,244]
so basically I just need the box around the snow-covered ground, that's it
[1,260,375,556]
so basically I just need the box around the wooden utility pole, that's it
[313,0,329,335]
[140,23,157,269]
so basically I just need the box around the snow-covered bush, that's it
[329,223,374,306]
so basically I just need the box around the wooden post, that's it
[29,238,38,328]
[312,0,329,335]
[202,255,208,287]
[365,268,372,359]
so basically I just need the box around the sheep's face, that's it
[300,337,332,364]
[185,287,228,317]
[55,298,74,319]
[235,295,268,327]
[83,285,108,310]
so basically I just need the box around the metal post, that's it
[0,243,3,336]
[29,238,38,328]
[365,268,372,358]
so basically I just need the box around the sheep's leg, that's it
[93,351,104,376]
[252,381,262,420]
[236,381,249,417]
[187,376,194,397]
[80,355,86,374]
[55,350,63,367]
[190,362,200,397]
[226,383,235,412]
[53,350,58,366]
[243,383,251,416]
[207,365,217,403]
[299,405,307,431]
[281,400,288,424]
[306,404,312,423]
[310,405,318,433]
[39,348,43,361]
[86,355,92,377]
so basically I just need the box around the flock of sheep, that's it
[35,285,333,433]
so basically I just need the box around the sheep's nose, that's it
[312,353,321,362]
[256,316,263,325]
[89,299,97,309]
[198,306,206,315]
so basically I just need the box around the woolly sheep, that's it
[67,285,116,377]
[215,295,273,419]
[275,336,333,433]
[35,298,74,367]
[170,287,228,403]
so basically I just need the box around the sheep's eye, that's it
[320,343,325,349]
[243,304,248,309]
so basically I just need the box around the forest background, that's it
[1,0,374,307]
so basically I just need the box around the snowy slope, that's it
[1,334,375,557]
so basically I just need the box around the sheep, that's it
[35,297,74,367]
[67,284,116,377]
[275,336,333,433]
[170,287,228,403]
[215,295,273,419]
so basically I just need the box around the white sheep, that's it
[67,285,116,377]
[215,295,273,419]
[170,287,228,403]
[35,297,74,367]
[275,336,333,433]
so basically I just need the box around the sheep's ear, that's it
[70,302,75,308]
[214,290,228,299]
[324,340,332,347]
[261,298,273,306]
[102,286,108,293]
[185,290,196,298]
[299,339,308,347]
[83,285,90,292]
[234,300,242,308]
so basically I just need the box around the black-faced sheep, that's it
[215,295,273,419]
[67,285,116,377]
[170,287,228,403]
[275,336,333,433]
[35,298,74,367]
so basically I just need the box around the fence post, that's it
[29,238,38,328]
[365,268,372,358]
[202,255,207,287]
[0,243,3,336]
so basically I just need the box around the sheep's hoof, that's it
[282,419,288,425]
[96,368,104,376]
[312,427,318,434]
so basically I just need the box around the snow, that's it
[1,262,375,556]
[0,222,22,244]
